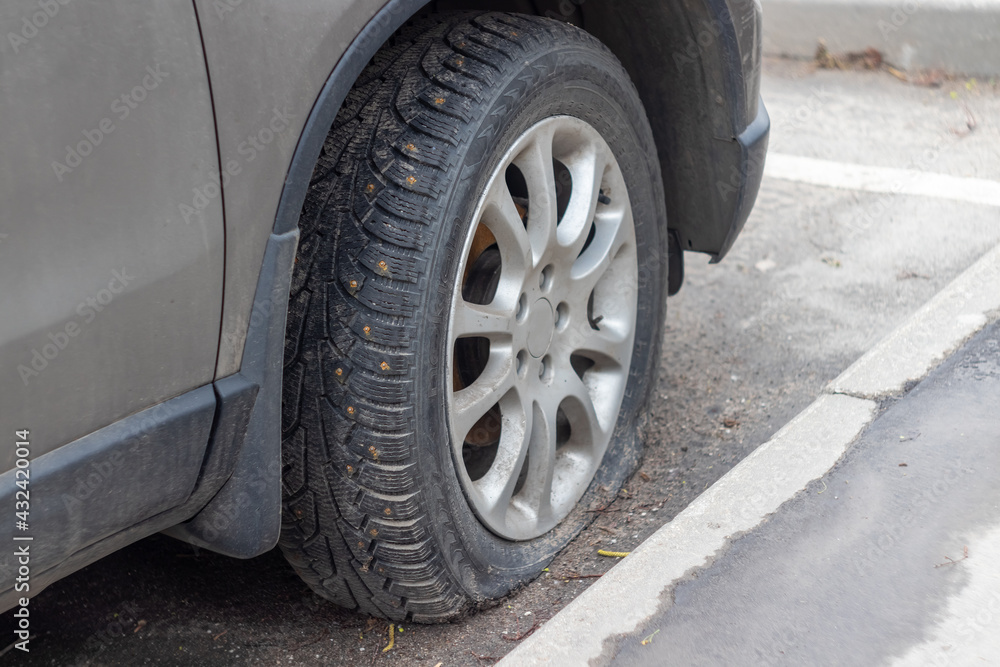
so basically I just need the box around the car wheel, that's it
[279,11,667,622]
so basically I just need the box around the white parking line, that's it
[765,153,1000,208]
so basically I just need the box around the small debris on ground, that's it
[551,572,604,580]
[815,42,882,70]
[934,546,970,568]
[755,258,776,273]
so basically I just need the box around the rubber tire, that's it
[279,11,667,623]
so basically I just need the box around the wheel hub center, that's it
[526,298,555,358]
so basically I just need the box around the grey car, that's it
[1,0,767,624]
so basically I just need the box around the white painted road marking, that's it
[765,153,1000,208]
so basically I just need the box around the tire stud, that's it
[380,361,390,371]
[378,260,388,271]
[405,143,416,152]
[368,445,379,460]
[363,325,372,335]
[347,406,356,416]
[335,367,343,377]
[366,183,375,194]
[346,465,354,475]
[384,507,392,516]
[406,175,417,186]
[434,97,445,105]
[358,541,365,549]
[369,528,378,537]
[349,279,359,289]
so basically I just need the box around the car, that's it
[1,0,768,624]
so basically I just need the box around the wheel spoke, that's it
[556,365,606,447]
[565,317,632,367]
[451,350,516,439]
[453,299,514,341]
[473,395,532,524]
[514,128,558,263]
[557,141,608,260]
[513,399,557,524]
[482,179,532,279]
[570,205,631,296]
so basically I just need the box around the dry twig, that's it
[935,546,970,568]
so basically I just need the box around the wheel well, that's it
[430,0,754,259]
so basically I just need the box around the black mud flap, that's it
[668,229,684,296]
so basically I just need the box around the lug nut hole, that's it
[540,265,553,291]
[517,293,528,321]
[556,302,569,330]
[539,354,554,383]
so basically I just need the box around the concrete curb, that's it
[499,243,1000,666]
[761,0,1000,77]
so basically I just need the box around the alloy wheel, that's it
[448,116,639,540]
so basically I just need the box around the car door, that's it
[0,1,224,468]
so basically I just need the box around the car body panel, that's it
[0,0,224,471]
[0,385,217,611]
[191,0,389,378]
